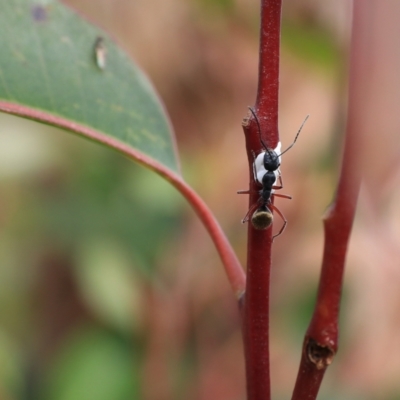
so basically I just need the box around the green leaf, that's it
[41,327,140,400]
[0,0,180,173]
[75,238,143,334]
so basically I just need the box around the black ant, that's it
[238,107,308,239]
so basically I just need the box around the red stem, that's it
[242,1,282,399]
[255,0,281,145]
[291,1,365,398]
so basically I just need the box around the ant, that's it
[238,107,308,240]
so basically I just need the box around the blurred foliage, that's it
[40,326,140,400]
[0,114,186,399]
[195,0,235,14]
[281,20,342,70]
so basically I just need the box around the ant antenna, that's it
[278,115,309,157]
[248,107,274,157]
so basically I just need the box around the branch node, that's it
[306,338,335,370]
[242,112,251,128]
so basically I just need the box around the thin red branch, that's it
[291,1,366,398]
[255,0,281,147]
[0,101,246,299]
[242,1,282,399]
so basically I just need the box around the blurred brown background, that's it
[0,0,400,399]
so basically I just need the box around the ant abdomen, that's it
[251,206,273,230]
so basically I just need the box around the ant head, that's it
[263,149,280,171]
[248,107,309,165]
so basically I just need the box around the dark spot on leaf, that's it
[31,5,47,22]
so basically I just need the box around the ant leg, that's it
[272,175,293,200]
[278,171,283,188]
[271,173,291,199]
[273,193,292,200]
[272,173,283,191]
[241,202,259,223]
[238,188,261,195]
[268,203,287,240]
[238,188,262,222]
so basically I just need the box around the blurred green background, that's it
[1,1,400,399]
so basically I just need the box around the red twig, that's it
[291,2,365,398]
[242,1,282,399]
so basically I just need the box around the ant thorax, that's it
[253,142,281,185]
